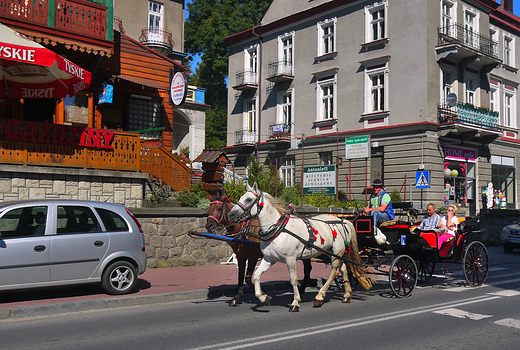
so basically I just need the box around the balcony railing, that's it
[268,59,293,79]
[438,23,498,58]
[438,102,500,130]
[0,0,109,40]
[139,27,174,54]
[233,69,258,89]
[268,123,291,140]
[235,129,257,144]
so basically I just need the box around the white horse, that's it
[228,183,376,312]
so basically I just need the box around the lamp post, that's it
[300,133,306,207]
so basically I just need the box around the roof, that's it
[115,74,168,90]
[193,149,230,163]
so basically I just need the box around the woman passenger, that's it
[436,204,458,249]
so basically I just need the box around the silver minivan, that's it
[0,200,147,295]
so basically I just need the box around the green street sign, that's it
[303,165,336,195]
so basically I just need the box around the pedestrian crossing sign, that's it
[416,171,430,189]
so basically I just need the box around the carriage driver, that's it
[363,179,395,226]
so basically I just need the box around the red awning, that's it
[0,23,92,99]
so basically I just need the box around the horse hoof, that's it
[342,297,351,303]
[228,299,241,307]
[264,295,271,306]
[313,299,323,308]
[289,305,300,312]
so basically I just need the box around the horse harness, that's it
[208,199,260,241]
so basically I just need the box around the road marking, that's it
[495,318,520,329]
[185,295,501,350]
[487,290,520,297]
[433,308,492,320]
[443,277,520,292]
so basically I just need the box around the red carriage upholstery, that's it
[420,232,437,249]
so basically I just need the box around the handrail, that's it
[139,146,191,192]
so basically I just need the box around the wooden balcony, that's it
[0,119,190,192]
[0,0,109,41]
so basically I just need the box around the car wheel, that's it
[102,261,138,295]
[503,244,514,253]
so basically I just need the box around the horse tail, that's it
[343,220,377,291]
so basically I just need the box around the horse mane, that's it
[262,192,289,214]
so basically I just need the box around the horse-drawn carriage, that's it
[192,184,490,311]
[341,213,489,297]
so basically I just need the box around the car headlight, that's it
[502,226,511,235]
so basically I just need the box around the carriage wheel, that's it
[334,269,345,291]
[389,255,417,298]
[463,241,489,286]
[417,260,435,283]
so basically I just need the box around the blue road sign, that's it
[416,171,430,189]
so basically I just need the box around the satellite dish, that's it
[447,93,457,107]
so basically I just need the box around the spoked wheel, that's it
[389,255,417,298]
[463,241,489,286]
[334,269,345,291]
[417,259,435,283]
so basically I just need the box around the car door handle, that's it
[34,245,46,252]
[94,240,105,247]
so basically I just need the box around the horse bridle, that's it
[236,190,263,220]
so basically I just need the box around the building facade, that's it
[114,0,208,161]
[225,0,520,215]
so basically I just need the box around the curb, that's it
[0,281,294,320]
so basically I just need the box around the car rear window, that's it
[95,208,129,232]
[57,206,101,234]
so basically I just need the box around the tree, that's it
[184,0,271,148]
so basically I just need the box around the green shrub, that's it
[174,188,203,207]
[390,190,403,203]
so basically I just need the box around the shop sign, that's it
[1,120,114,149]
[303,165,336,195]
[444,146,476,162]
[170,71,187,106]
[345,135,370,159]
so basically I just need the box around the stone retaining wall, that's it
[132,206,516,268]
[0,164,148,208]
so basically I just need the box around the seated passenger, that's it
[363,179,395,226]
[416,203,442,231]
[436,204,458,249]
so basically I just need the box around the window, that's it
[0,206,47,238]
[57,206,100,234]
[317,18,336,56]
[492,156,515,209]
[465,74,478,105]
[318,80,335,120]
[503,89,516,128]
[95,208,129,232]
[127,96,162,136]
[490,82,499,115]
[504,35,513,66]
[319,152,333,166]
[277,89,293,130]
[244,45,258,84]
[243,98,257,143]
[442,1,453,28]
[363,63,388,114]
[464,8,478,47]
[148,1,163,30]
[365,1,387,43]
[280,157,295,187]
[442,69,455,104]
[277,32,294,75]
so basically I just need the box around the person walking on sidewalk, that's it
[363,179,395,226]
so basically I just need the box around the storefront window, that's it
[444,161,475,208]
[491,156,515,209]
[64,93,89,125]
[127,96,162,139]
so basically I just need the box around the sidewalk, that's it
[0,246,516,320]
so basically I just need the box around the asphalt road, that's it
[1,257,520,350]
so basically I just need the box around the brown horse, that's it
[206,193,314,307]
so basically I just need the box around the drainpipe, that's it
[252,26,262,162]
